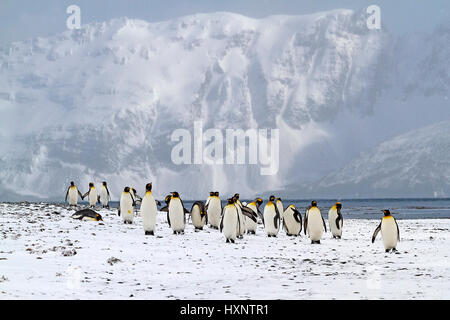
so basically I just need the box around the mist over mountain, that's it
[0,10,448,201]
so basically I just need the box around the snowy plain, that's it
[0,202,449,300]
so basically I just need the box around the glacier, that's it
[0,10,449,200]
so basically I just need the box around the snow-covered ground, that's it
[1,202,449,299]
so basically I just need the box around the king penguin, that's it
[140,183,158,235]
[82,182,98,207]
[99,181,111,208]
[167,191,189,235]
[233,193,245,239]
[304,201,327,244]
[71,208,103,221]
[190,201,207,231]
[120,187,135,224]
[282,205,302,236]
[220,198,239,243]
[65,181,83,206]
[328,202,343,239]
[206,191,222,230]
[372,210,400,253]
[263,195,281,237]
[245,198,263,234]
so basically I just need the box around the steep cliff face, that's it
[0,11,447,200]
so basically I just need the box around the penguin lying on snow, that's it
[71,209,103,221]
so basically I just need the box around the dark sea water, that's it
[89,198,450,220]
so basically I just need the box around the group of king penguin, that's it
[66,181,400,252]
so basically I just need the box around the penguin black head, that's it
[165,194,172,204]
[227,198,235,205]
[256,198,263,206]
[234,193,240,199]
[276,197,282,202]
[124,187,130,193]
[382,209,391,216]
[269,195,275,202]
[145,183,152,192]
[215,191,219,197]
[311,200,317,207]
[103,181,107,186]
[209,191,215,196]
[171,191,179,198]
[89,182,94,188]
[95,213,103,221]
[132,188,137,194]
[336,202,342,210]
[70,181,75,186]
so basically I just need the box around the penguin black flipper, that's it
[219,209,224,232]
[257,207,264,221]
[322,215,327,232]
[274,204,280,229]
[395,218,400,241]
[77,190,83,199]
[160,206,169,212]
[336,213,343,230]
[82,191,89,200]
[372,222,382,243]
[304,210,308,235]
[293,208,302,224]
[282,216,288,233]
[241,206,257,223]
[167,212,171,227]
[65,187,70,202]
[155,200,161,206]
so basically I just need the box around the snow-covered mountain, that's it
[312,121,450,198]
[0,10,448,200]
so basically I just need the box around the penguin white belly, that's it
[264,205,279,236]
[222,207,238,241]
[381,218,398,250]
[88,189,98,206]
[207,198,221,228]
[169,200,185,232]
[191,206,205,229]
[245,203,258,233]
[99,188,109,206]
[328,209,342,237]
[283,208,301,235]
[68,188,78,205]
[120,194,134,223]
[141,193,157,232]
[308,210,324,241]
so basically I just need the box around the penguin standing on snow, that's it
[233,193,245,239]
[140,183,157,235]
[82,182,98,207]
[263,195,281,237]
[206,191,222,230]
[162,192,189,234]
[98,181,111,208]
[245,198,263,234]
[65,181,83,206]
[282,204,302,236]
[328,202,343,239]
[220,198,239,243]
[190,201,207,231]
[120,187,135,224]
[304,201,327,244]
[372,210,400,253]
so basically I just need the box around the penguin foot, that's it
[230,239,235,244]
[145,231,154,236]
[385,249,390,253]
[311,240,321,244]
[226,239,229,243]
